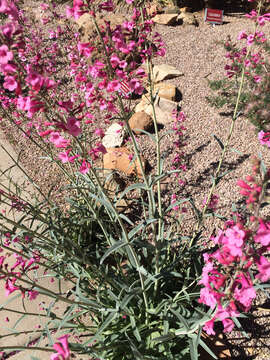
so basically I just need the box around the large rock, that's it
[102,123,125,148]
[129,111,153,135]
[146,83,177,102]
[152,13,179,25]
[152,64,183,83]
[177,12,198,26]
[144,96,179,126]
[76,13,126,43]
[103,147,145,177]
[135,94,151,113]
[163,6,181,14]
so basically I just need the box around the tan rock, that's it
[163,6,181,14]
[145,96,178,126]
[103,147,145,177]
[129,111,153,135]
[146,83,177,101]
[152,13,178,25]
[153,64,183,83]
[102,123,125,148]
[177,12,198,26]
[76,13,126,43]
[135,94,151,113]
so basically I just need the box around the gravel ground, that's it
[2,2,270,358]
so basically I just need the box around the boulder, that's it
[129,111,153,135]
[103,147,145,177]
[146,83,177,102]
[102,123,125,148]
[135,94,151,113]
[145,96,178,126]
[153,64,184,83]
[177,12,198,26]
[152,13,179,25]
[163,6,181,14]
[76,13,126,43]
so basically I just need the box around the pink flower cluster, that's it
[0,232,40,301]
[199,160,270,335]
[223,5,270,83]
[199,217,270,335]
[0,0,166,176]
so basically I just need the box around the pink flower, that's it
[3,75,17,91]
[27,290,39,300]
[129,78,144,95]
[253,75,261,83]
[0,0,9,13]
[0,44,13,64]
[198,287,217,309]
[222,318,234,333]
[106,80,120,92]
[66,117,81,137]
[255,220,270,246]
[51,334,70,360]
[258,130,270,147]
[5,278,19,296]
[203,319,215,335]
[256,256,270,282]
[237,30,247,40]
[1,22,16,38]
[98,0,114,12]
[77,42,95,57]
[94,128,105,137]
[49,132,70,148]
[247,34,255,46]
[79,160,91,174]
[58,150,78,164]
[224,224,246,256]
[26,70,44,91]
[125,0,134,4]
[233,274,256,311]
[110,54,120,68]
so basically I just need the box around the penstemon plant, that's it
[0,0,270,359]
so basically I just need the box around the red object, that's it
[204,8,224,25]
[119,80,132,97]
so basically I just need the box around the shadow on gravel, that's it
[221,309,270,359]
[187,153,250,189]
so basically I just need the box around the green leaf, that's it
[151,333,175,343]
[229,147,243,155]
[118,182,148,200]
[100,240,127,264]
[12,314,26,330]
[128,219,157,240]
[170,308,189,332]
[188,333,198,360]
[83,311,117,346]
[199,338,218,359]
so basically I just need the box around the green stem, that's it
[0,306,61,319]
[0,346,53,353]
[0,269,95,308]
